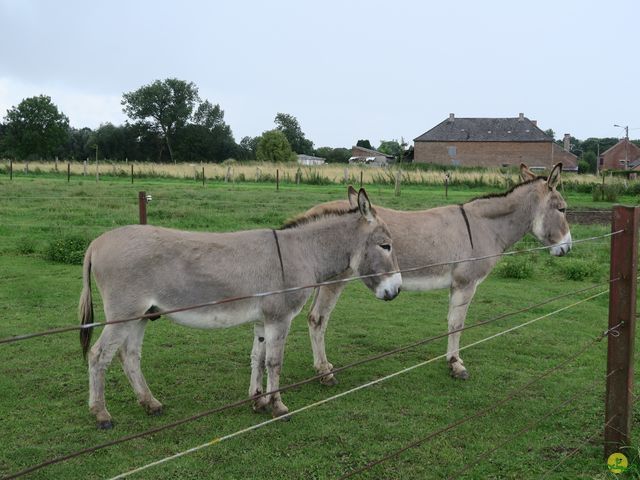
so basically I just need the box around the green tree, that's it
[377,140,402,158]
[274,113,314,154]
[356,139,373,150]
[174,100,237,162]
[256,130,295,162]
[122,78,200,162]
[544,128,555,140]
[237,136,259,160]
[581,151,597,174]
[315,146,350,163]
[3,95,69,159]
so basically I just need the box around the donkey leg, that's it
[249,322,269,413]
[88,324,131,429]
[264,319,292,418]
[118,320,163,416]
[308,282,347,386]
[446,283,477,380]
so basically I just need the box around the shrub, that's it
[561,259,593,281]
[592,184,619,202]
[45,235,90,265]
[495,256,534,279]
[16,237,37,255]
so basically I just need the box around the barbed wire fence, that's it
[0,190,636,479]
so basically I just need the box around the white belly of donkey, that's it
[401,272,452,292]
[166,302,263,329]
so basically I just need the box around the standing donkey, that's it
[79,188,401,428]
[305,164,572,384]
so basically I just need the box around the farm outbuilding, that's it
[598,138,640,171]
[348,146,394,167]
[297,154,326,166]
[413,113,578,171]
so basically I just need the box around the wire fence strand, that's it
[0,230,622,346]
[104,291,613,480]
[337,312,620,480]
[447,369,617,479]
[1,284,612,480]
[540,414,620,479]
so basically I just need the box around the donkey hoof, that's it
[271,403,290,419]
[272,410,291,421]
[252,398,270,413]
[97,420,113,430]
[148,407,163,416]
[320,374,338,387]
[451,370,470,380]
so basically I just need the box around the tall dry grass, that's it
[1,159,625,189]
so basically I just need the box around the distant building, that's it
[297,154,326,166]
[348,146,394,167]
[598,138,640,171]
[413,113,578,171]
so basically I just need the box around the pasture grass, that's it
[0,174,638,479]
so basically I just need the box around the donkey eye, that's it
[558,208,566,213]
[380,244,391,251]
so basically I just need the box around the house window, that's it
[448,146,456,157]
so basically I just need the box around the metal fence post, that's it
[604,205,639,457]
[138,191,148,225]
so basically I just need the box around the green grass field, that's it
[0,173,638,479]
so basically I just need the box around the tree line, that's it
[0,78,356,164]
[1,77,635,172]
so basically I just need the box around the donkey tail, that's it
[79,244,94,360]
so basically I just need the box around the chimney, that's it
[563,133,571,152]
[448,113,455,122]
[518,113,524,122]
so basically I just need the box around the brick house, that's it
[598,138,640,171]
[413,113,578,171]
[349,146,394,167]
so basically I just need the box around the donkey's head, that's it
[348,186,402,301]
[520,163,572,256]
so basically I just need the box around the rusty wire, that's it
[337,321,624,480]
[104,291,616,479]
[0,230,622,346]
[540,414,620,479]
[447,369,618,479]
[1,286,613,479]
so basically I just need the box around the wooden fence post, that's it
[131,164,134,184]
[604,205,639,457]
[138,191,148,225]
[202,167,205,187]
[360,170,363,188]
[276,169,279,191]
[67,162,70,183]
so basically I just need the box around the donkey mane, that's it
[281,206,360,230]
[464,177,546,204]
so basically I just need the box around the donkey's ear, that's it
[357,188,375,223]
[519,163,536,182]
[547,163,562,189]
[347,185,358,208]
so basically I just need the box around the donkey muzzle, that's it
[376,273,402,301]
[550,231,572,257]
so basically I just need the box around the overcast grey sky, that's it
[0,0,637,148]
